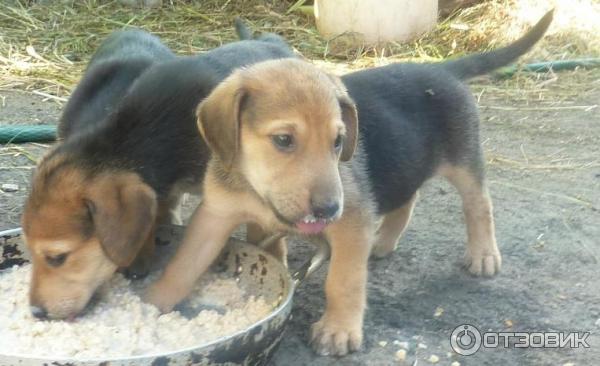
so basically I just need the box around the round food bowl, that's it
[0,225,328,366]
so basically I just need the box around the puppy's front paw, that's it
[144,282,178,313]
[310,314,363,356]
[465,248,501,277]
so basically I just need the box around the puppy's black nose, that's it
[312,201,340,220]
[30,305,48,319]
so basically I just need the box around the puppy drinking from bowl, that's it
[146,10,553,356]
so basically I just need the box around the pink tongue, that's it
[296,220,328,234]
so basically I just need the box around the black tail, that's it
[443,9,553,79]
[234,17,254,40]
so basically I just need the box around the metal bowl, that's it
[0,226,328,366]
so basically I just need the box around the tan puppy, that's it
[145,14,555,355]
[145,58,371,356]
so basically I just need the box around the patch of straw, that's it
[0,0,599,100]
[0,0,322,97]
[488,155,600,171]
[489,179,595,208]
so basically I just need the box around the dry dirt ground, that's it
[0,67,599,365]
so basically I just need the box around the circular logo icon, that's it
[450,324,482,356]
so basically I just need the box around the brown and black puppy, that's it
[145,11,553,356]
[22,24,294,321]
[23,29,174,321]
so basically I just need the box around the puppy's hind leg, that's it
[264,236,288,267]
[246,223,288,266]
[371,192,418,258]
[441,165,501,276]
[164,192,186,226]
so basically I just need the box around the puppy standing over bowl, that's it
[146,11,553,356]
[22,22,295,321]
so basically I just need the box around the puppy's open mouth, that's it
[295,214,331,235]
[266,199,333,235]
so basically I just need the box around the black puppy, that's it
[21,22,294,320]
[344,10,554,272]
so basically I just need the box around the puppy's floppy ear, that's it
[196,74,247,170]
[326,74,359,161]
[86,173,157,267]
[338,94,359,162]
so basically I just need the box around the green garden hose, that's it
[0,125,57,144]
[495,58,600,77]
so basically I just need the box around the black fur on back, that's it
[343,10,553,214]
[59,29,175,138]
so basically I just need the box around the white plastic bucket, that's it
[314,0,438,44]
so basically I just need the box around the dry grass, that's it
[0,0,324,98]
[311,0,600,69]
[0,0,599,100]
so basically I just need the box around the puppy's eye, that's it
[334,134,343,151]
[45,253,68,267]
[272,134,294,151]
